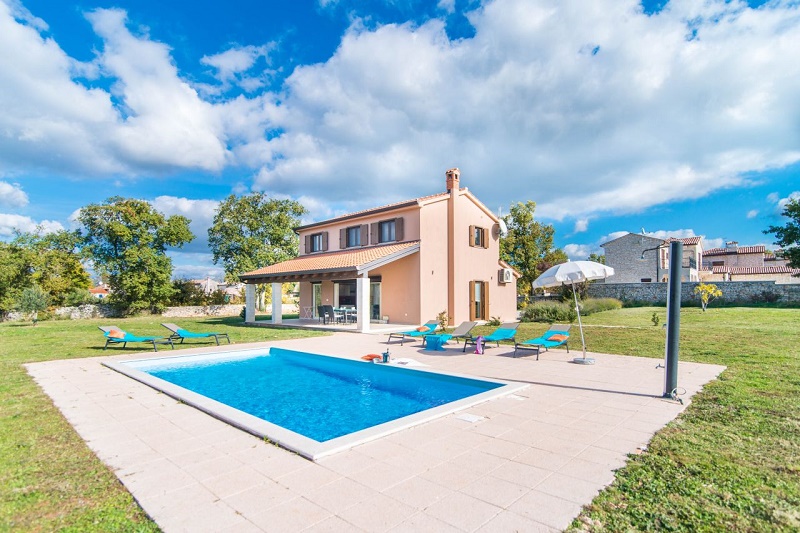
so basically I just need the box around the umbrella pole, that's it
[571,281,594,365]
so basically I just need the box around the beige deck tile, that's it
[181,452,247,482]
[534,471,604,504]
[202,465,272,499]
[388,511,462,532]
[460,474,531,508]
[221,479,295,516]
[513,448,573,472]
[381,474,456,510]
[315,449,377,476]
[304,477,376,513]
[277,463,342,493]
[508,490,584,530]
[447,448,509,476]
[419,460,485,490]
[474,435,529,460]
[346,459,415,492]
[475,510,559,533]
[248,497,332,531]
[336,491,417,532]
[491,460,552,488]
[304,514,366,532]
[558,456,622,485]
[423,491,503,531]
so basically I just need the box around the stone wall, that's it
[3,303,299,321]
[588,280,800,305]
[161,304,245,318]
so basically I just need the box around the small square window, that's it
[473,226,486,247]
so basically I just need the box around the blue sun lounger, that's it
[387,320,438,346]
[99,326,174,352]
[463,322,520,352]
[161,323,231,345]
[513,324,571,359]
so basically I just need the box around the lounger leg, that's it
[104,339,109,350]
[214,335,220,346]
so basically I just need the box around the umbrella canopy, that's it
[531,261,614,364]
[532,261,615,288]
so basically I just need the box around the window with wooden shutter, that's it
[360,224,368,246]
[339,228,346,249]
[469,225,476,248]
[469,280,476,321]
[394,217,404,241]
[482,228,489,249]
[321,231,328,251]
[481,281,489,319]
[370,222,378,245]
[304,234,311,254]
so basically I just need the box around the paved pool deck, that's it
[27,333,724,532]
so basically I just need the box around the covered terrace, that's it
[239,242,420,333]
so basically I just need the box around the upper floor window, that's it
[379,220,395,243]
[469,225,489,249]
[371,217,404,244]
[347,226,361,247]
[306,231,328,253]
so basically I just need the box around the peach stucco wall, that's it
[418,197,450,324]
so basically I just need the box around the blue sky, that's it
[1,0,798,280]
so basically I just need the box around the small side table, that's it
[425,334,446,351]
[302,306,313,319]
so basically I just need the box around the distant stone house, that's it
[702,242,797,283]
[600,233,702,283]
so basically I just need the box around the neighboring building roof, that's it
[664,236,702,245]
[711,265,800,275]
[88,287,109,295]
[704,245,766,256]
[240,241,420,281]
[600,232,664,248]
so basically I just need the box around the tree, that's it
[0,241,33,315]
[78,197,194,314]
[587,252,606,264]
[694,282,722,311]
[208,193,306,309]
[11,230,91,306]
[765,197,800,271]
[17,284,49,325]
[500,201,568,298]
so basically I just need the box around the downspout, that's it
[446,168,459,326]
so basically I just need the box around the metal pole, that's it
[664,241,682,397]
[571,281,594,365]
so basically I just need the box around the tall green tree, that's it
[0,241,33,314]
[78,197,194,314]
[765,197,800,270]
[587,252,606,264]
[208,193,306,283]
[12,230,91,306]
[500,201,568,298]
[17,284,49,325]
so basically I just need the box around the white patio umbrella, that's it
[532,261,615,365]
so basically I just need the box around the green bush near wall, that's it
[522,300,577,322]
[581,297,623,315]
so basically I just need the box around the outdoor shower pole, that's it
[664,241,682,398]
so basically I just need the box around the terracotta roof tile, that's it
[704,245,766,256]
[664,236,702,245]
[711,265,799,275]
[240,241,420,278]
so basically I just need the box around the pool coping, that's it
[104,347,528,460]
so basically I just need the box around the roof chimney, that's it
[445,168,460,193]
[725,241,738,251]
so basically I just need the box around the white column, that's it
[245,284,256,323]
[271,282,283,324]
[356,274,370,333]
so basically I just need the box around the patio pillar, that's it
[245,284,256,323]
[271,282,283,324]
[356,274,370,333]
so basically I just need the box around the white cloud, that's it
[563,243,595,260]
[2,0,800,227]
[168,251,226,281]
[747,209,758,219]
[0,213,63,236]
[573,218,589,233]
[0,181,28,208]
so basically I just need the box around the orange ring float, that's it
[361,354,382,361]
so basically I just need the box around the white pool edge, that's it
[103,349,528,461]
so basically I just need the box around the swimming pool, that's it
[105,347,526,459]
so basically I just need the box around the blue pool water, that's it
[140,348,502,442]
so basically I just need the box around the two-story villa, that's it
[239,169,518,332]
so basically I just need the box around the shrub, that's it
[580,297,623,315]
[487,316,502,327]
[64,288,95,307]
[437,310,450,331]
[522,301,576,323]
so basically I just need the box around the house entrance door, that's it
[469,280,489,320]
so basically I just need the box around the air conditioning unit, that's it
[499,268,513,284]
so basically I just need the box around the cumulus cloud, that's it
[573,218,589,233]
[0,181,28,208]
[563,243,595,260]
[0,213,63,236]
[168,251,226,280]
[2,0,800,228]
[747,209,758,219]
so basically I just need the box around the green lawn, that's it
[2,308,799,531]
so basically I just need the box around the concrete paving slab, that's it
[26,332,724,532]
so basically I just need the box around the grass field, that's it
[1,308,799,531]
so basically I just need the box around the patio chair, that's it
[513,324,571,359]
[99,326,174,352]
[161,323,231,346]
[387,320,439,346]
[463,322,520,352]
[322,305,344,324]
[423,321,477,347]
